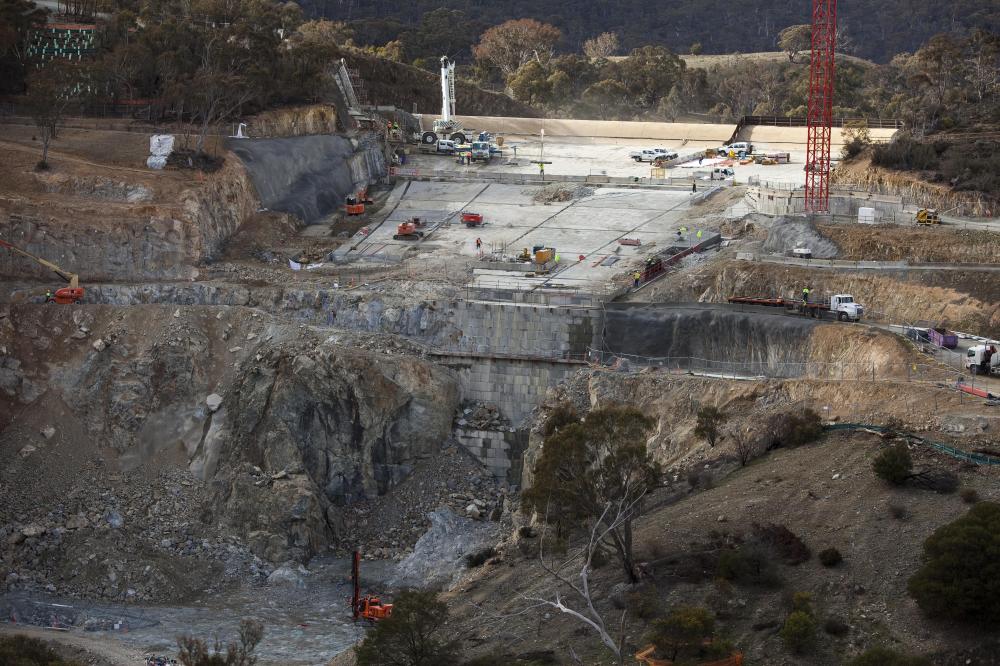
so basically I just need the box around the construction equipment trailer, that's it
[0,238,84,304]
[728,294,864,321]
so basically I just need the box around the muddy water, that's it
[2,557,397,665]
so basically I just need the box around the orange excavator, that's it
[0,238,84,304]
[345,187,374,216]
[393,216,426,241]
[350,550,393,622]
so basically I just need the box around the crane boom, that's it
[0,239,79,288]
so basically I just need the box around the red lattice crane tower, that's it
[805,0,838,213]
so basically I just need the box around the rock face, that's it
[0,158,257,282]
[209,344,459,561]
[390,508,499,590]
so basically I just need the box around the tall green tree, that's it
[354,590,459,666]
[523,405,660,583]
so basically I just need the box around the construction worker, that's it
[679,226,687,237]
[802,286,811,303]
[696,229,703,241]
[692,181,697,193]
[475,237,482,255]
[633,270,642,288]
[44,289,52,302]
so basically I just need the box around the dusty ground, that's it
[817,223,1000,263]
[0,623,139,665]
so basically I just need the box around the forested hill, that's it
[302,0,998,63]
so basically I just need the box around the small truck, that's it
[728,293,864,322]
[629,148,677,163]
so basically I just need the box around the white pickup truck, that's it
[629,148,678,163]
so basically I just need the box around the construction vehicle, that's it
[0,238,84,304]
[965,344,1000,376]
[470,141,492,162]
[421,57,474,146]
[350,551,393,623]
[728,293,864,321]
[345,187,373,216]
[916,208,941,225]
[393,217,426,240]
[461,212,484,227]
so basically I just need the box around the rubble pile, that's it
[530,183,593,203]
[335,446,506,561]
[455,401,509,430]
[0,466,270,602]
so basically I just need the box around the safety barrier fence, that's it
[824,423,1000,466]
[740,115,904,129]
[389,167,696,189]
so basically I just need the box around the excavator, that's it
[350,550,393,622]
[0,239,84,304]
[345,187,374,216]
[393,216,426,241]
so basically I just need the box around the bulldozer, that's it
[915,208,941,225]
[393,217,426,240]
[0,238,84,304]
[350,551,393,623]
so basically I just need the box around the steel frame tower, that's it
[805,0,837,213]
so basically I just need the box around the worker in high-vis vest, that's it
[802,287,811,303]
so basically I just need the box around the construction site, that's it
[1,2,1000,665]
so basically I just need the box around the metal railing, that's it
[740,115,904,129]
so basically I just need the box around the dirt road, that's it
[0,623,142,665]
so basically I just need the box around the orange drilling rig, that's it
[0,238,84,304]
[350,551,393,623]
[345,187,374,216]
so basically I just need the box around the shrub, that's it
[823,616,850,637]
[819,547,843,567]
[648,607,732,662]
[717,544,782,588]
[627,587,663,620]
[752,523,811,565]
[780,610,816,654]
[873,444,913,485]
[888,502,909,520]
[0,635,83,666]
[907,502,1000,624]
[960,487,980,504]
[687,468,713,490]
[356,590,460,666]
[177,619,263,666]
[694,405,726,448]
[789,591,812,614]
[847,646,931,666]
[767,409,823,449]
[465,547,496,568]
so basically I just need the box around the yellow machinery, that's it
[916,208,941,225]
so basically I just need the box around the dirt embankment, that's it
[243,104,339,138]
[817,224,1000,263]
[0,128,258,281]
[451,369,999,666]
[656,260,1000,337]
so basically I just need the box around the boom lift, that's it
[421,57,472,146]
[350,550,393,622]
[0,239,84,304]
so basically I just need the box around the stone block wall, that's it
[454,427,529,485]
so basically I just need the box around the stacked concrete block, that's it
[454,427,529,486]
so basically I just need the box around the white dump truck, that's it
[965,344,1000,376]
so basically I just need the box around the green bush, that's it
[873,444,913,485]
[627,586,663,620]
[907,502,1000,624]
[541,402,578,436]
[355,590,460,666]
[0,635,83,666]
[647,607,732,662]
[819,547,843,567]
[780,610,816,654]
[752,523,811,565]
[716,543,781,588]
[847,646,931,666]
[767,409,823,449]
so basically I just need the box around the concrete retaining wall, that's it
[454,427,529,485]
[437,357,580,426]
[748,185,910,218]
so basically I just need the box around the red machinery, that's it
[461,212,484,227]
[393,217,426,240]
[350,551,393,622]
[804,0,837,213]
[345,187,374,216]
[0,238,84,304]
